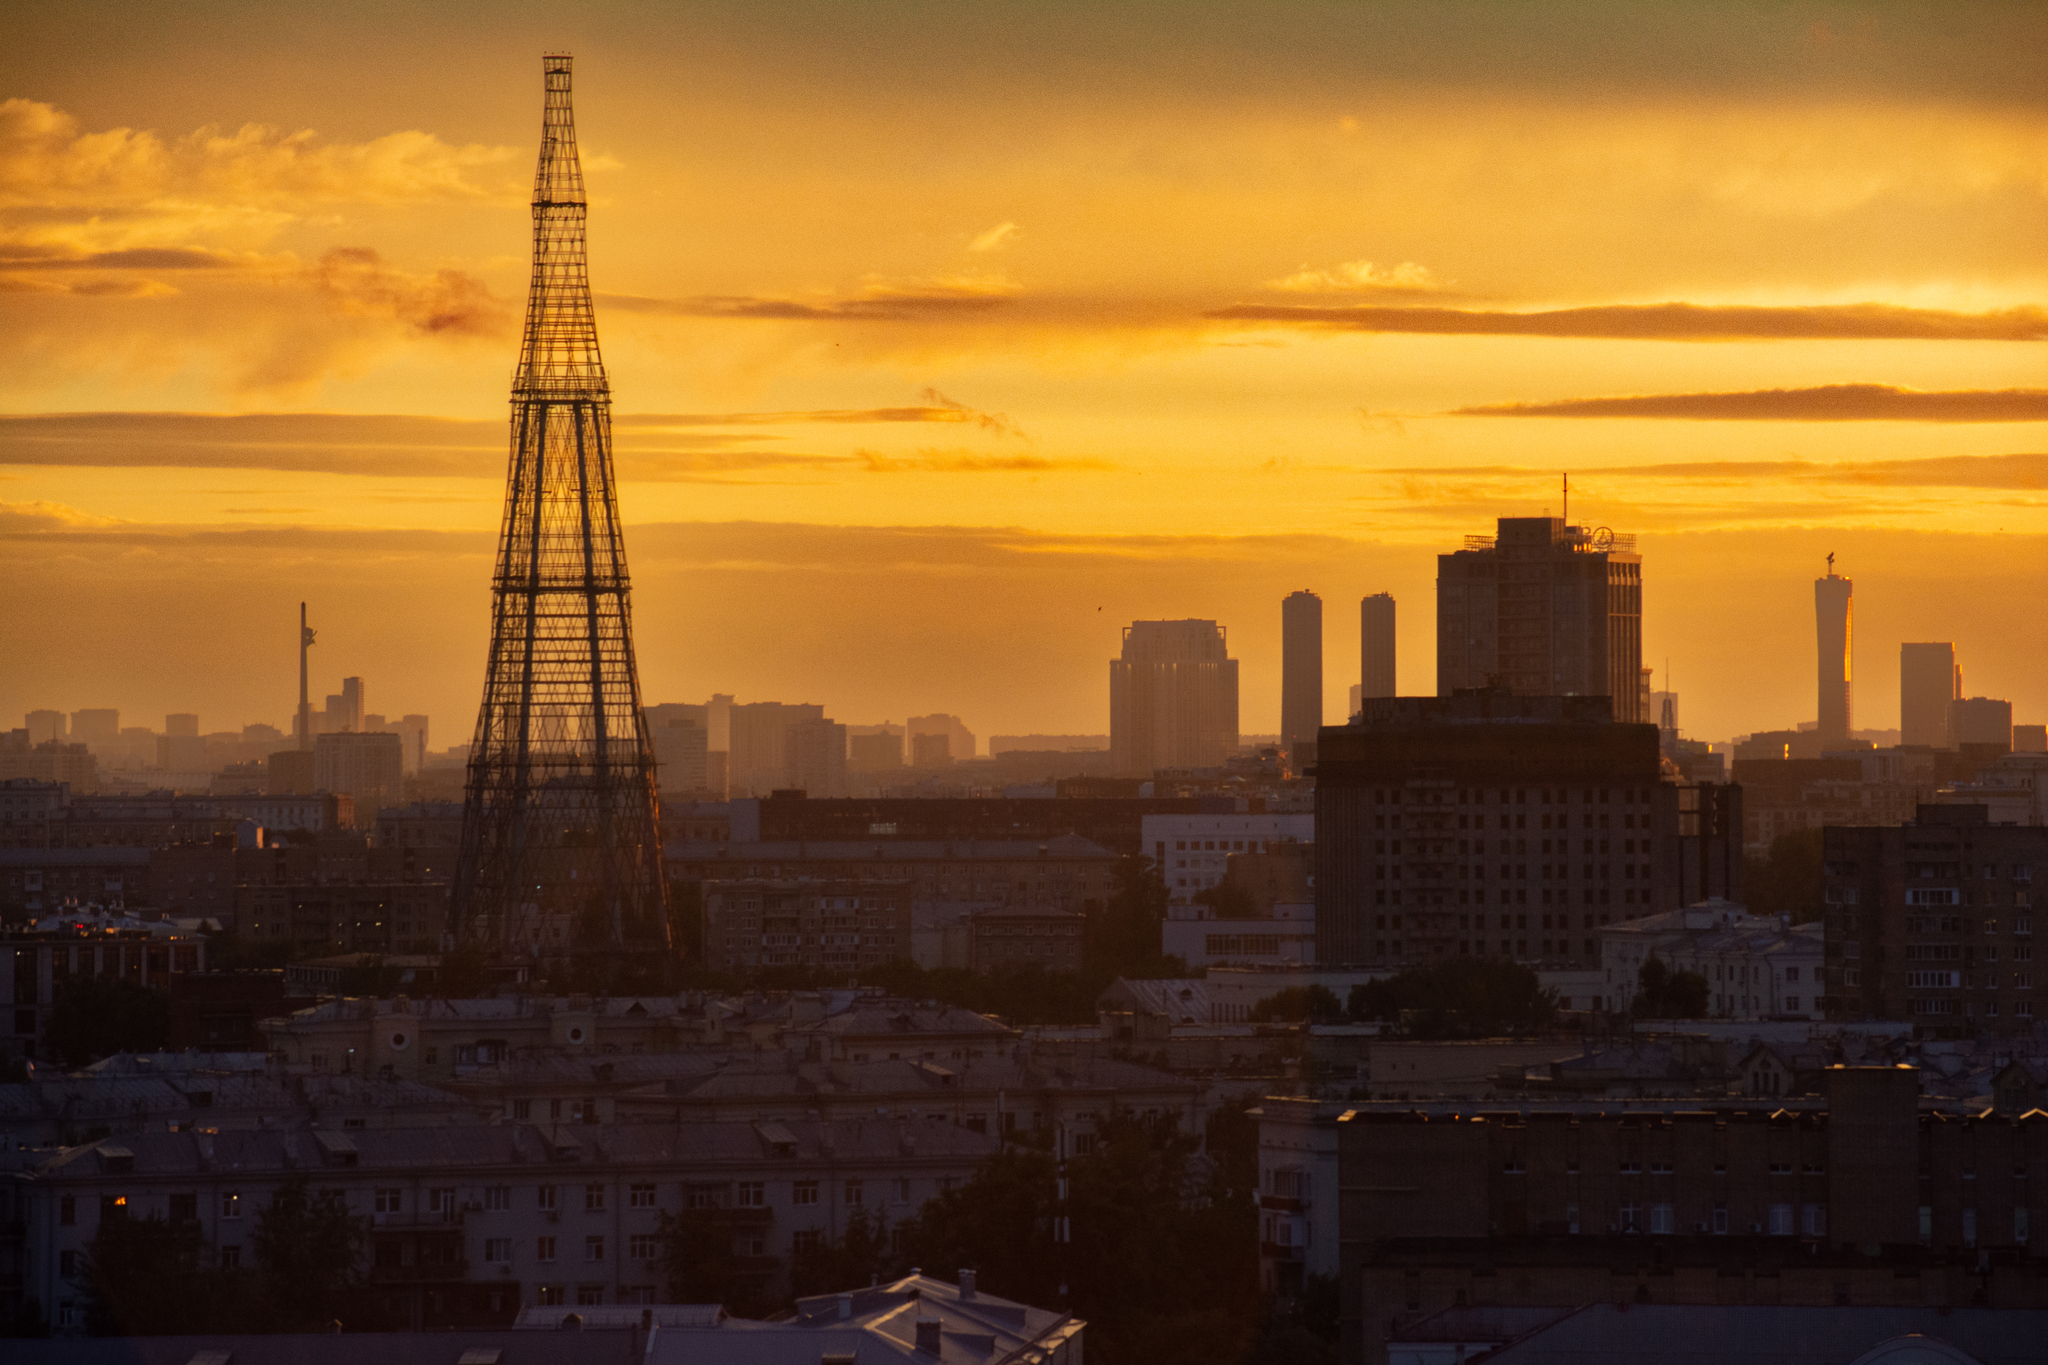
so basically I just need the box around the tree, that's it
[1744,826,1825,923]
[1083,856,1183,983]
[1631,956,1711,1018]
[1248,985,1343,1023]
[253,1177,366,1329]
[788,1208,893,1299]
[45,977,169,1067]
[1192,879,1258,919]
[657,1207,780,1318]
[81,1213,235,1335]
[1347,958,1556,1038]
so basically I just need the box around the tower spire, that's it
[452,55,670,977]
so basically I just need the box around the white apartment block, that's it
[1142,812,1315,904]
[18,1118,1001,1334]
[1600,898,1825,1021]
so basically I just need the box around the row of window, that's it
[1372,788,1653,807]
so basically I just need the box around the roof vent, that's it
[915,1318,943,1355]
[837,1292,854,1321]
[958,1268,976,1300]
[561,1313,585,1331]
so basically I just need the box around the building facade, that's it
[701,878,913,972]
[667,837,1120,915]
[1109,619,1240,777]
[1599,900,1824,1020]
[1437,518,1644,722]
[1901,642,1960,748]
[1814,567,1853,747]
[1314,692,1742,969]
[1142,811,1317,905]
[1823,804,2043,1034]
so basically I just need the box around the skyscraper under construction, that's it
[450,55,670,968]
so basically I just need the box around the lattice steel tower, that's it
[451,54,670,967]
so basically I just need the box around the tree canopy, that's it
[1347,957,1555,1037]
[1631,956,1711,1018]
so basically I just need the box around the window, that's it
[59,1196,75,1226]
[793,1181,819,1205]
[894,1178,912,1203]
[792,1229,823,1255]
[485,1238,512,1264]
[537,1285,564,1307]
[737,1181,766,1209]
[578,1285,605,1306]
[1803,1204,1827,1237]
[629,1234,659,1260]
[222,1191,243,1219]
[1713,1202,1729,1235]
[585,1184,606,1212]
[59,1250,76,1278]
[1963,1208,1977,1247]
[513,1099,532,1120]
[537,1236,556,1263]
[630,1183,656,1208]
[429,1188,455,1218]
[1650,1203,1675,1234]
[586,1235,606,1261]
[219,1245,241,1268]
[538,1185,557,1212]
[485,1186,511,1212]
[1769,1204,1794,1236]
[845,1180,864,1206]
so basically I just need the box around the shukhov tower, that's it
[451,55,670,967]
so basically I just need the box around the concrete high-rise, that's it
[1953,697,2013,750]
[1281,590,1323,751]
[1900,643,1960,748]
[24,711,66,745]
[1815,563,1853,746]
[1359,593,1396,702]
[1109,619,1240,777]
[1436,517,1644,720]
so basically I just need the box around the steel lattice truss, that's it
[451,55,670,961]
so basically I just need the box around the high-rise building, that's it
[1952,697,2013,751]
[314,731,405,810]
[646,711,710,794]
[451,56,669,965]
[1900,642,1959,747]
[729,702,830,796]
[1109,619,1240,777]
[1360,593,1396,702]
[166,713,199,738]
[788,716,849,796]
[337,677,365,734]
[69,710,119,746]
[1314,691,1740,968]
[1815,563,1853,746]
[849,730,905,772]
[1281,590,1323,751]
[911,732,954,767]
[1436,517,1644,720]
[24,711,66,745]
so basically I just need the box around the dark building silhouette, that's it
[1281,590,1323,755]
[1437,517,1643,721]
[1314,692,1740,967]
[1900,642,1960,748]
[1335,1068,2044,1365]
[1109,619,1239,777]
[451,56,668,966]
[1952,696,2014,751]
[1359,592,1396,705]
[743,790,1241,856]
[1823,804,2043,1033]
[1814,563,1853,746]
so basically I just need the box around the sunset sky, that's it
[5,1,2047,748]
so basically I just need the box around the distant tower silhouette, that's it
[1359,593,1396,702]
[1814,556,1852,746]
[451,55,669,966]
[1280,590,1323,751]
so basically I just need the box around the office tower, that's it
[393,714,430,774]
[452,56,669,964]
[315,731,405,809]
[1360,593,1396,701]
[911,732,954,767]
[69,710,119,746]
[1281,590,1323,750]
[908,713,976,760]
[1437,517,1644,720]
[645,709,710,794]
[24,711,66,745]
[1953,697,2013,751]
[788,716,849,796]
[1314,692,1740,968]
[1815,563,1853,746]
[1109,619,1241,777]
[1900,643,1959,748]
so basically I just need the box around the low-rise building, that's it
[1253,1097,1344,1295]
[1599,899,1823,1020]
[1164,902,1315,969]
[967,906,1082,973]
[2,911,208,1062]
[1144,811,1316,905]
[18,1119,1005,1331]
[667,836,1119,913]
[700,878,912,973]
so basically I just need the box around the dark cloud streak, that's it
[1450,384,2048,421]
[1207,302,2048,341]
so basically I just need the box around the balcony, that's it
[1258,1195,1306,1213]
[1259,1241,1304,1262]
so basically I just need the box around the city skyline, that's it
[6,3,2048,744]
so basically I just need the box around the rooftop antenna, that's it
[1826,551,1835,575]
[1562,472,1569,527]
[297,602,316,751]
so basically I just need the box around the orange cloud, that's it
[1449,385,2048,421]
[1205,302,2048,341]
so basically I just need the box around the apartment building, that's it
[1143,811,1316,905]
[15,1118,1002,1332]
[1599,900,1824,1021]
[667,837,1119,912]
[1824,803,2044,1034]
[1254,1097,1344,1295]
[700,878,913,973]
[967,907,1082,973]
[1336,1068,2048,1365]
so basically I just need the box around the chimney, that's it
[837,1292,854,1321]
[915,1319,943,1355]
[958,1269,976,1300]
